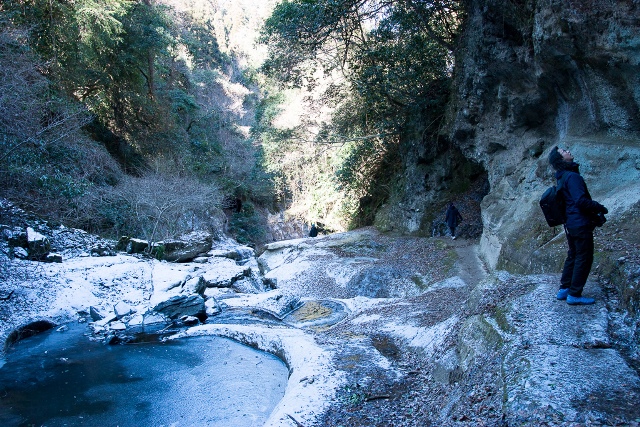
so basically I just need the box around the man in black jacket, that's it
[548,147,608,305]
[445,202,463,240]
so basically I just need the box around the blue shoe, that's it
[556,288,570,300]
[566,295,595,305]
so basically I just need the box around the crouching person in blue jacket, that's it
[548,147,608,305]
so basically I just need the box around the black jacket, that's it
[556,163,606,231]
[445,205,463,228]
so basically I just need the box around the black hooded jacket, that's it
[556,162,606,231]
[445,204,463,228]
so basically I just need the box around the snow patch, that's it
[382,316,459,355]
[426,276,467,292]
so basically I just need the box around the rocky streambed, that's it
[1,205,640,426]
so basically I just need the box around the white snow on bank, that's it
[340,295,396,313]
[167,323,344,427]
[382,316,460,355]
[425,276,467,292]
[41,255,153,316]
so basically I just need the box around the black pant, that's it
[560,227,594,297]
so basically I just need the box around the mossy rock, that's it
[457,314,504,371]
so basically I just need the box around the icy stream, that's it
[0,323,288,426]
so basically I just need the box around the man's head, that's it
[548,146,574,170]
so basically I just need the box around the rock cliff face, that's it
[445,0,640,270]
[377,0,640,363]
[376,0,640,268]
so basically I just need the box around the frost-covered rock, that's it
[13,246,28,259]
[110,321,127,331]
[89,306,104,321]
[153,294,206,321]
[4,226,27,249]
[44,253,63,263]
[180,315,200,326]
[149,263,197,303]
[183,276,206,295]
[91,244,115,257]
[114,301,135,319]
[159,231,213,262]
[222,289,300,320]
[209,245,256,264]
[26,227,51,260]
[126,238,149,254]
[204,297,222,317]
[200,258,251,288]
[257,229,435,299]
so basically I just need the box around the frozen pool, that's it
[0,323,288,426]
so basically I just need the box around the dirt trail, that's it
[449,238,488,286]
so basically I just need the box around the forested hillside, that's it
[0,0,278,246]
[1,0,476,246]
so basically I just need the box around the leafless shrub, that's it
[94,171,224,244]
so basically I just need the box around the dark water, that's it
[0,323,288,427]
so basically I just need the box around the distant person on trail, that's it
[445,202,463,240]
[548,146,608,305]
[309,223,318,237]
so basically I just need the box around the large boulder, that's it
[114,301,136,319]
[153,294,206,321]
[159,231,213,262]
[209,245,255,265]
[4,226,27,249]
[221,289,301,320]
[126,238,149,254]
[200,258,252,288]
[26,227,51,260]
[3,226,53,261]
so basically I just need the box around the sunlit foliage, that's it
[258,0,464,229]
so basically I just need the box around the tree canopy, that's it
[0,0,276,243]
[0,0,467,241]
[257,0,464,229]
[261,0,462,86]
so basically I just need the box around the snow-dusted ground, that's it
[2,226,640,426]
